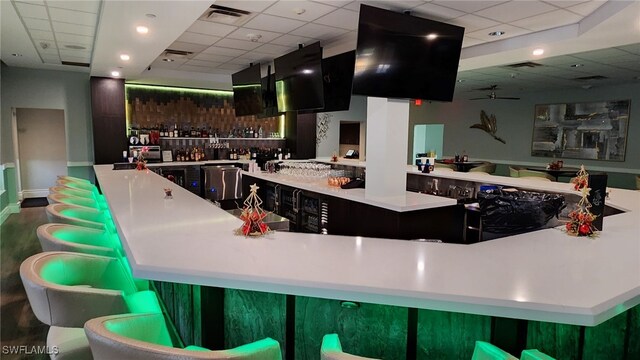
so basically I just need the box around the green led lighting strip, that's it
[125,83,232,96]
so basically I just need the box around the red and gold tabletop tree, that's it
[235,183,271,236]
[566,165,598,237]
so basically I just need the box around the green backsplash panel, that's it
[583,309,628,360]
[174,283,195,346]
[417,309,491,359]
[527,321,581,359]
[628,305,640,358]
[295,297,408,360]
[224,289,287,356]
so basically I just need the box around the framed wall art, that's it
[531,99,630,161]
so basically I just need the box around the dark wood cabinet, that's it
[90,77,125,165]
[339,122,360,145]
[285,111,316,159]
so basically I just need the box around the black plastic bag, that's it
[477,190,566,233]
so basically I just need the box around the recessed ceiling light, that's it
[489,31,505,36]
[292,8,306,15]
[111,71,120,77]
[570,63,584,67]
[457,79,465,83]
[162,58,174,62]
[11,53,22,57]
[532,48,544,56]
[426,33,438,40]
[120,54,130,61]
[136,26,149,34]
[145,13,156,19]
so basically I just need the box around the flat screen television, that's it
[352,4,464,102]
[258,72,281,118]
[232,64,263,117]
[298,50,356,114]
[274,42,324,112]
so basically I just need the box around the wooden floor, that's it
[1,207,49,360]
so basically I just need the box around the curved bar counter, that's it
[94,164,640,327]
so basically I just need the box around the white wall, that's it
[16,108,67,196]
[316,95,367,157]
[1,66,92,164]
[408,82,640,172]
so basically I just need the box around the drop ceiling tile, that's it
[290,23,348,40]
[511,9,582,31]
[264,0,336,22]
[543,1,590,8]
[217,63,246,71]
[55,33,93,45]
[234,53,273,64]
[15,0,46,5]
[28,29,55,41]
[466,24,530,42]
[215,38,263,51]
[180,65,215,73]
[168,41,208,53]
[462,36,484,48]
[572,48,630,60]
[188,20,237,37]
[412,3,466,21]
[313,8,359,30]
[475,1,557,23]
[193,52,235,63]
[432,1,508,13]
[612,61,640,71]
[605,53,640,64]
[202,46,247,57]
[47,0,100,14]
[23,18,52,31]
[253,43,294,56]
[35,41,57,52]
[227,27,283,43]
[52,22,94,36]
[566,1,606,16]
[243,14,306,33]
[185,59,224,68]
[212,0,277,13]
[313,0,352,7]
[59,49,91,57]
[535,55,584,66]
[449,14,500,33]
[270,34,317,47]
[42,55,61,64]
[176,32,221,46]
[48,8,98,27]
[616,43,640,55]
[15,2,48,19]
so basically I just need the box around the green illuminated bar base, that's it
[151,282,640,360]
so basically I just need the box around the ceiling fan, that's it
[469,85,520,100]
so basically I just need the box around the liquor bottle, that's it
[249,127,254,138]
[258,126,263,138]
[277,148,283,160]
[173,124,178,138]
[286,149,291,160]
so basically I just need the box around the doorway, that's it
[413,124,444,162]
[13,108,67,199]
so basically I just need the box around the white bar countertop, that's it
[94,164,640,326]
[241,171,456,212]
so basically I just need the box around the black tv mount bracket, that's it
[298,44,304,49]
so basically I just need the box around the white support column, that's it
[365,97,410,199]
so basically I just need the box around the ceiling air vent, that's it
[164,49,193,60]
[505,61,543,68]
[200,4,252,25]
[573,75,608,81]
[61,61,90,67]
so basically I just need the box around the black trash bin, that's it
[477,190,566,234]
